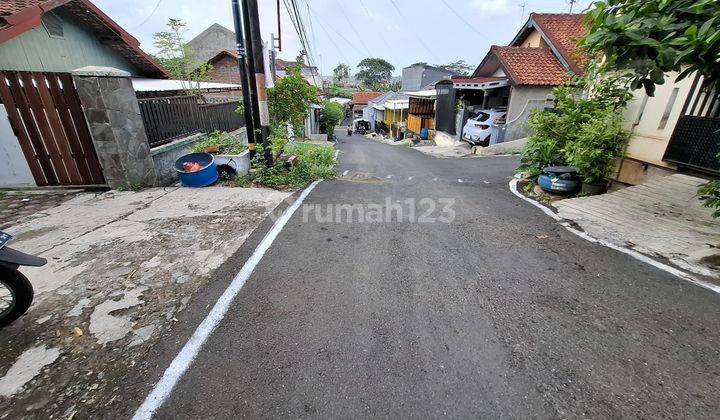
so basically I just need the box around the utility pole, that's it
[231,0,256,159]
[276,0,282,51]
[244,0,272,164]
[269,33,278,82]
[568,0,577,13]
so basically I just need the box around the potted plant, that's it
[565,110,629,195]
[193,131,250,175]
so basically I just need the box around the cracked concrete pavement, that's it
[0,186,290,418]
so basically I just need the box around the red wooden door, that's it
[0,71,105,186]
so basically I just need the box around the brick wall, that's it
[208,56,241,84]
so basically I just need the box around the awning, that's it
[131,78,241,92]
[406,89,436,99]
[384,99,409,110]
[453,78,510,91]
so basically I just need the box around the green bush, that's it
[519,74,632,184]
[320,102,344,136]
[698,151,720,218]
[251,143,336,188]
[564,110,629,184]
[192,131,245,155]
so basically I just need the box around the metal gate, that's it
[0,71,104,186]
[663,74,720,174]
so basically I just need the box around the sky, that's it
[94,0,595,76]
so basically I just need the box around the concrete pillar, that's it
[72,66,157,189]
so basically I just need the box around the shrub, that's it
[192,131,245,155]
[320,102,344,137]
[268,65,320,127]
[698,179,720,218]
[564,110,629,184]
[698,151,720,218]
[251,143,336,188]
[519,74,632,184]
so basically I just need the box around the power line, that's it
[311,16,351,64]
[439,0,490,40]
[283,0,320,84]
[304,1,367,62]
[357,0,392,51]
[334,0,372,56]
[134,0,162,29]
[387,0,437,60]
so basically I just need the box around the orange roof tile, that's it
[492,46,572,86]
[352,91,383,105]
[531,13,588,75]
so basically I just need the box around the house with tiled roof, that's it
[434,13,587,144]
[351,91,383,118]
[274,59,320,87]
[0,0,167,77]
[0,0,174,188]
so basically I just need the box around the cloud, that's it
[469,0,510,16]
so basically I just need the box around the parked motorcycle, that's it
[0,230,45,327]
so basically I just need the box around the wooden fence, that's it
[0,71,105,186]
[138,96,244,147]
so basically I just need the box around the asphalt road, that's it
[139,131,719,418]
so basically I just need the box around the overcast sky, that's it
[94,0,594,76]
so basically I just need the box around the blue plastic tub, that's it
[174,152,218,187]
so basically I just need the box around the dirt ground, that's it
[0,186,290,419]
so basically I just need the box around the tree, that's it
[320,102,344,138]
[356,58,395,87]
[267,65,320,128]
[296,50,307,65]
[333,63,350,85]
[583,0,720,217]
[434,60,474,76]
[583,0,720,96]
[153,18,212,97]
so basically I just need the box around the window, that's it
[470,112,490,122]
[633,94,649,126]
[658,87,679,130]
[42,12,64,38]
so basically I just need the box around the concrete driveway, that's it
[0,186,290,418]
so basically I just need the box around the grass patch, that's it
[225,142,336,189]
[253,143,336,188]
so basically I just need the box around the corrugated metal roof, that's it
[131,78,241,92]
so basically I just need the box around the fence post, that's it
[72,66,157,188]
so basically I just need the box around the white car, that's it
[462,109,507,146]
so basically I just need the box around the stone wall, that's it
[72,67,157,189]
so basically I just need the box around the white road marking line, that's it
[433,177,438,181]
[386,175,394,179]
[457,179,463,183]
[408,176,414,181]
[508,178,720,295]
[342,170,349,176]
[132,180,323,420]
[483,181,490,184]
